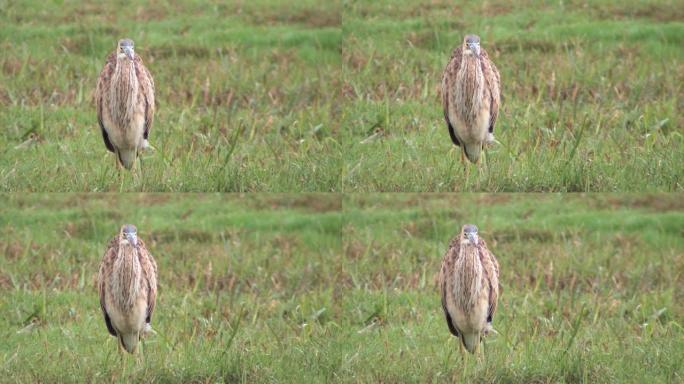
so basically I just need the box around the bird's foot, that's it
[140,140,156,155]
[483,323,499,336]
[485,133,501,147]
[485,133,495,144]
[142,323,157,337]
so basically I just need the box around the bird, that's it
[441,34,501,165]
[98,224,157,355]
[439,224,500,356]
[95,38,155,170]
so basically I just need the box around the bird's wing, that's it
[441,46,462,147]
[95,53,116,153]
[479,239,500,323]
[98,237,118,336]
[138,239,157,324]
[480,48,501,134]
[134,56,155,140]
[439,241,460,337]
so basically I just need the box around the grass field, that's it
[2,193,683,382]
[342,0,684,191]
[1,0,683,382]
[341,194,684,382]
[0,194,343,382]
[2,1,682,193]
[0,1,341,192]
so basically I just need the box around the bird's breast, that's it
[104,64,145,150]
[449,57,489,144]
[111,247,143,309]
[105,292,148,334]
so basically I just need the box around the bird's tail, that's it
[463,143,481,163]
[461,332,480,354]
[118,149,137,170]
[119,332,139,354]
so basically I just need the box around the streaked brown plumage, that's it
[96,39,155,170]
[439,224,500,354]
[98,224,157,354]
[441,34,501,164]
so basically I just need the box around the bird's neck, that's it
[113,244,142,309]
[110,58,139,125]
[454,245,483,310]
[455,53,484,119]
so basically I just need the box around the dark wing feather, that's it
[441,283,459,337]
[138,239,157,324]
[134,56,155,140]
[100,127,115,152]
[95,53,116,153]
[480,48,501,134]
[439,243,460,337]
[479,239,500,323]
[441,46,462,147]
[98,237,119,336]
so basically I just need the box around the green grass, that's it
[0,1,341,192]
[0,194,343,382]
[3,1,683,192]
[1,193,683,382]
[342,0,684,191]
[339,193,684,382]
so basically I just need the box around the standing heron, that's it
[98,224,157,356]
[96,39,155,170]
[441,34,501,165]
[439,224,500,357]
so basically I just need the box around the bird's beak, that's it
[467,232,479,245]
[123,46,134,60]
[470,43,480,57]
[126,233,138,247]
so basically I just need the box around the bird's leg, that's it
[475,340,484,364]
[480,341,485,361]
[451,338,466,382]
[130,157,139,186]
[124,353,130,379]
[135,333,144,367]
[118,338,130,379]
[459,339,470,380]
[119,170,126,192]
[460,149,471,184]
[141,139,156,154]
[138,153,145,185]
[482,144,489,172]
[115,152,126,192]
[475,146,484,190]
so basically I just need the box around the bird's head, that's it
[463,34,481,57]
[461,224,479,246]
[120,224,138,247]
[117,38,135,60]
